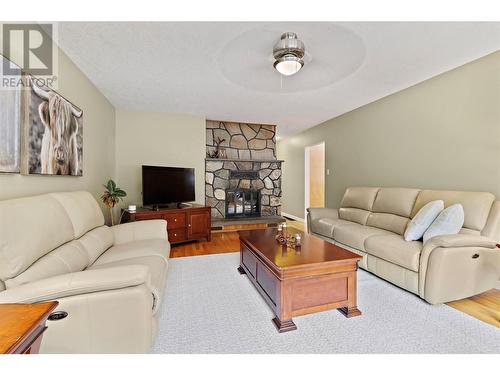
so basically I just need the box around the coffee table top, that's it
[238,227,361,270]
[0,302,58,353]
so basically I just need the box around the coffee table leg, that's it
[272,317,297,333]
[337,306,362,318]
[338,272,361,318]
[237,265,246,275]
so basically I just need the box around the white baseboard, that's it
[281,212,305,222]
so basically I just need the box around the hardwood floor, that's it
[169,219,500,328]
[447,289,500,328]
[170,231,240,258]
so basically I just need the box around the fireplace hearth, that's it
[225,188,260,218]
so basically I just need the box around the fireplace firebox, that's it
[225,188,261,218]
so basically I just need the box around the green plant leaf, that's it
[103,179,126,204]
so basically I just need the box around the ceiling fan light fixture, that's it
[273,55,304,76]
[273,32,305,76]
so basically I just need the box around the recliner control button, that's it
[48,311,68,321]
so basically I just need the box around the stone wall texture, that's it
[206,120,276,160]
[205,120,282,219]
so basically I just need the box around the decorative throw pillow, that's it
[404,200,444,241]
[423,204,465,243]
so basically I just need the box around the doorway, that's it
[304,142,325,218]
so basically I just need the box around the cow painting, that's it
[26,78,83,176]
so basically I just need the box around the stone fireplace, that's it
[205,120,283,220]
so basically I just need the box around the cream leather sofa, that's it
[0,191,170,353]
[307,187,500,304]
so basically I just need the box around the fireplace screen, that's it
[225,188,261,218]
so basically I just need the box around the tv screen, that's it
[142,165,195,206]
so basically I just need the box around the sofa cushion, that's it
[340,187,380,211]
[366,213,410,236]
[0,194,75,281]
[77,226,114,264]
[423,204,465,243]
[92,239,170,266]
[5,240,89,288]
[365,234,423,272]
[411,190,495,231]
[371,188,420,217]
[333,223,391,251]
[339,207,370,225]
[404,200,444,241]
[50,191,105,239]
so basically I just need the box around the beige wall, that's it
[0,26,116,221]
[115,110,206,207]
[278,51,500,219]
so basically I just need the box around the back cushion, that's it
[340,187,380,211]
[371,188,421,217]
[367,188,420,235]
[481,201,500,241]
[0,195,75,281]
[411,190,495,231]
[49,191,105,239]
[339,208,370,225]
[5,240,89,288]
[77,226,114,265]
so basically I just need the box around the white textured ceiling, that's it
[56,22,500,137]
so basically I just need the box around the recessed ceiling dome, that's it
[217,23,366,93]
[273,32,305,76]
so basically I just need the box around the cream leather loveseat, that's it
[307,187,500,304]
[0,191,170,353]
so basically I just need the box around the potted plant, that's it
[101,179,127,226]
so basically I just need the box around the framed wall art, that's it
[22,76,84,176]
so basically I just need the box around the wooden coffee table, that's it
[238,228,362,332]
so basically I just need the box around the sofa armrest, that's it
[0,265,151,304]
[419,234,500,303]
[307,207,339,221]
[306,208,338,233]
[112,220,167,245]
[423,234,498,249]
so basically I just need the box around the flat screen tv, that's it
[142,165,195,207]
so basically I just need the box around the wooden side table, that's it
[0,302,58,354]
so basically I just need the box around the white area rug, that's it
[152,253,500,353]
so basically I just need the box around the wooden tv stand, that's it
[121,204,211,244]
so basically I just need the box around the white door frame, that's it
[304,141,325,219]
